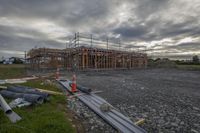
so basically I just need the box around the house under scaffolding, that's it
[27,33,148,71]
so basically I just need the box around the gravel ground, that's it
[75,68,200,133]
[67,97,116,133]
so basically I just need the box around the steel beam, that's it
[59,80,147,133]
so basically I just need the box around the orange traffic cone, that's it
[71,74,77,92]
[55,68,60,80]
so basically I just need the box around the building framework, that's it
[27,33,147,71]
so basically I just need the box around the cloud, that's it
[0,24,65,57]
[133,0,170,19]
[166,42,200,52]
[113,24,147,39]
[0,0,200,59]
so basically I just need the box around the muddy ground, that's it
[76,68,200,133]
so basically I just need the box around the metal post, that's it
[74,33,77,47]
[91,34,93,48]
[77,32,79,47]
[24,51,27,72]
[66,39,70,49]
[119,39,121,51]
[107,38,108,50]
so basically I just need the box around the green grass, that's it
[176,64,200,70]
[0,95,75,133]
[0,64,25,79]
[0,65,76,133]
[19,80,61,92]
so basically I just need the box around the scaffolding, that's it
[27,48,68,70]
[27,33,147,71]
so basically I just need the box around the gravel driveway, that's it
[76,68,200,133]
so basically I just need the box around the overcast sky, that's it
[0,0,200,59]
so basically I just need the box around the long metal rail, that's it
[58,80,147,133]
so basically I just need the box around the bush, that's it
[192,55,199,64]
[13,58,24,64]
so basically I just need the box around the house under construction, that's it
[27,33,147,71]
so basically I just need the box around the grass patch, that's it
[0,64,25,79]
[0,95,75,133]
[176,64,200,70]
[0,82,75,133]
[0,65,76,133]
[19,80,61,92]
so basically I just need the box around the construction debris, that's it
[35,88,63,95]
[5,79,27,84]
[7,86,49,100]
[0,86,50,104]
[76,85,92,94]
[0,90,44,104]
[9,98,31,108]
[43,79,55,86]
[0,86,7,89]
[59,79,147,133]
[0,76,38,84]
[135,119,145,126]
[100,103,112,112]
[0,85,62,95]
[0,94,21,123]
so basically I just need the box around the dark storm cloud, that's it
[113,25,147,39]
[0,25,64,54]
[124,44,146,49]
[166,42,200,52]
[147,42,200,60]
[110,0,171,41]
[133,0,170,18]
[0,0,111,28]
[148,42,200,52]
[113,10,200,42]
[0,25,47,39]
[0,33,63,51]
[0,0,200,58]
[157,20,200,39]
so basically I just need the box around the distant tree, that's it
[0,56,4,64]
[147,58,154,62]
[175,60,181,64]
[154,58,161,62]
[13,58,23,64]
[163,58,169,61]
[192,55,199,64]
